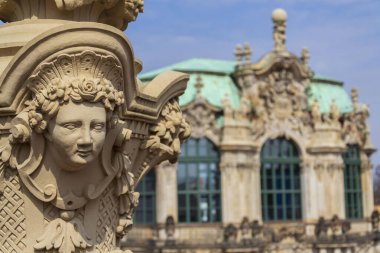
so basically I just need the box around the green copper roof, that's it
[140,58,353,113]
[308,78,353,113]
[140,58,236,80]
[179,73,240,109]
[140,58,239,109]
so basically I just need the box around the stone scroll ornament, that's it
[0,23,190,253]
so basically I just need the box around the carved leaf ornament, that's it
[34,217,92,253]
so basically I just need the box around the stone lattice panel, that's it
[0,171,26,253]
[96,184,119,252]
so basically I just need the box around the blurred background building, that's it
[124,9,378,253]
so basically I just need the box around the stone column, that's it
[155,161,178,242]
[300,158,319,226]
[309,154,345,219]
[220,114,255,224]
[156,161,178,224]
[325,157,345,218]
[220,153,241,224]
[249,157,263,222]
[220,148,258,224]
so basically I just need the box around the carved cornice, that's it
[0,0,143,30]
[307,146,346,154]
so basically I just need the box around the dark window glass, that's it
[134,169,156,224]
[343,145,363,219]
[261,138,302,221]
[177,138,221,223]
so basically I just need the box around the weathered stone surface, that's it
[0,1,190,253]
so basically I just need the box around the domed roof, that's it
[140,58,240,109]
[140,58,353,114]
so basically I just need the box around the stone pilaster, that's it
[361,154,374,217]
[311,154,345,218]
[300,158,319,223]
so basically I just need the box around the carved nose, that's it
[78,128,93,145]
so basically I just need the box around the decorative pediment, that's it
[182,76,222,145]
[229,9,320,152]
[252,51,313,80]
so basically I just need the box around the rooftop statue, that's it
[0,1,190,253]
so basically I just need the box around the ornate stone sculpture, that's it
[272,8,287,52]
[182,76,220,144]
[0,2,190,253]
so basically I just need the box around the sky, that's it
[125,0,380,165]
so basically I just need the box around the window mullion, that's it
[281,163,286,221]
[272,162,277,221]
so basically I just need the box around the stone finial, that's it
[165,215,175,241]
[371,210,380,231]
[311,99,321,124]
[240,217,251,244]
[329,99,340,123]
[315,217,328,238]
[223,224,238,243]
[194,75,204,96]
[301,47,310,67]
[235,44,243,63]
[272,8,287,51]
[222,94,233,120]
[243,43,252,63]
[330,215,340,237]
[351,88,359,111]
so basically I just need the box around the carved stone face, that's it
[45,101,107,171]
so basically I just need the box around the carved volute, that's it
[0,1,190,253]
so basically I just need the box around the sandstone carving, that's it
[0,1,189,253]
[182,76,221,145]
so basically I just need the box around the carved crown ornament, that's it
[0,23,190,253]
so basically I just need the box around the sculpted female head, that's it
[19,51,126,171]
[26,56,124,171]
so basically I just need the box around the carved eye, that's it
[92,123,105,131]
[63,123,79,130]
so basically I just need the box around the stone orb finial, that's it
[272,8,287,23]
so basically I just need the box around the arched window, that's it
[177,138,221,223]
[134,169,156,224]
[261,138,302,221]
[343,145,363,219]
